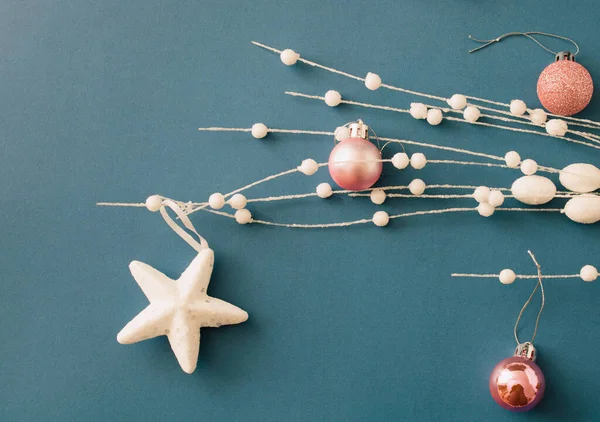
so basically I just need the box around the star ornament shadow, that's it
[117,248,248,374]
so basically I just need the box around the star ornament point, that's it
[117,248,248,374]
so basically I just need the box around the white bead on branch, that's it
[392,153,410,169]
[251,123,268,139]
[228,194,247,210]
[208,193,225,210]
[370,189,386,204]
[559,163,600,193]
[409,179,426,195]
[580,265,598,282]
[365,72,382,90]
[334,126,350,141]
[324,90,342,107]
[427,109,443,125]
[145,195,163,212]
[298,159,319,175]
[563,194,600,224]
[410,103,428,119]
[463,106,481,123]
[280,49,299,65]
[511,176,557,205]
[504,151,521,168]
[410,153,427,169]
[372,211,389,227]
[546,119,568,136]
[235,209,252,224]
[510,99,527,116]
[529,108,547,125]
[316,183,333,198]
[499,269,516,284]
[520,159,538,176]
[447,94,467,110]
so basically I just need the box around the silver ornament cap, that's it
[348,120,369,140]
[555,51,575,62]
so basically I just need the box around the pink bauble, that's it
[328,137,382,190]
[489,356,545,412]
[537,60,593,116]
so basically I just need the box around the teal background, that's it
[2,0,600,420]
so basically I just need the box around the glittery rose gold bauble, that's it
[537,60,593,116]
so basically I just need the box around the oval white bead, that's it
[511,175,557,205]
[564,194,600,224]
[559,163,600,193]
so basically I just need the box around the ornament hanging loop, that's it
[513,250,545,346]
[468,31,580,56]
[150,197,209,252]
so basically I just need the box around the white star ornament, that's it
[117,248,248,374]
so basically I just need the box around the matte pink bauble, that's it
[537,53,593,116]
[328,137,382,190]
[489,356,545,412]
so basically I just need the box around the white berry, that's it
[370,189,386,205]
[409,103,428,119]
[208,193,225,210]
[488,190,505,207]
[251,123,268,139]
[426,108,443,125]
[529,108,547,125]
[504,151,521,168]
[521,159,538,176]
[280,49,299,66]
[473,186,490,203]
[447,94,467,110]
[510,99,527,116]
[392,152,410,169]
[334,126,350,141]
[580,265,598,282]
[463,106,481,123]
[324,90,342,107]
[365,72,382,90]
[499,269,516,285]
[546,119,568,136]
[410,153,427,169]
[299,158,319,175]
[477,202,495,217]
[372,211,389,227]
[316,183,333,198]
[409,179,426,195]
[235,209,252,224]
[228,194,247,210]
[145,195,163,212]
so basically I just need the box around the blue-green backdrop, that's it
[2,1,599,421]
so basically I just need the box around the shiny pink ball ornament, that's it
[537,51,593,116]
[489,343,545,412]
[328,120,382,191]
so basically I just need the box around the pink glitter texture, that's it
[537,60,593,116]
